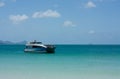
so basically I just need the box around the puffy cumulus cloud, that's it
[63,21,76,27]
[0,2,5,7]
[85,1,96,8]
[82,0,117,9]
[32,9,61,18]
[9,14,29,24]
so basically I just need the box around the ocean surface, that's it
[0,45,120,79]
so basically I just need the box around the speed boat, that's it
[24,40,55,53]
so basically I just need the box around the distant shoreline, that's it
[0,44,120,46]
[0,40,27,45]
[0,40,120,45]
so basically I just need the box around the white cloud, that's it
[0,2,5,7]
[85,1,96,8]
[9,14,29,24]
[63,21,76,27]
[32,9,61,18]
[88,30,95,34]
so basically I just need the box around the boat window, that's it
[37,42,42,44]
[32,46,42,48]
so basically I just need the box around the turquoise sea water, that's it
[0,45,120,79]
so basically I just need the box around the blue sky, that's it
[0,0,120,44]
